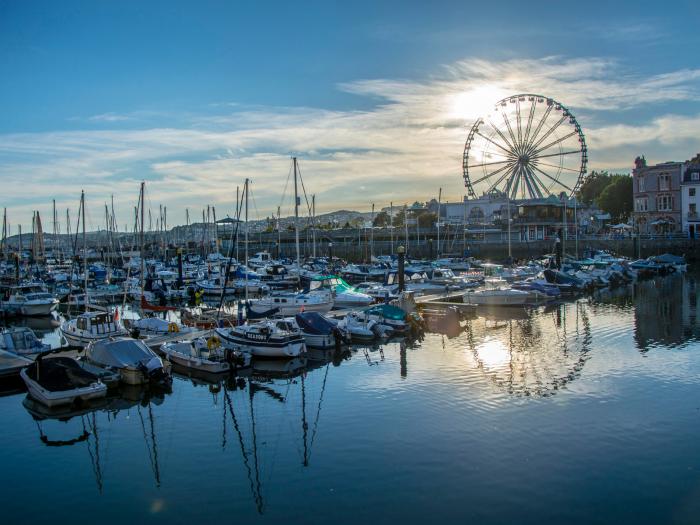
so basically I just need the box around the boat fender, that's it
[168,322,180,333]
[207,336,221,350]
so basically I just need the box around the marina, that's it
[2,3,700,523]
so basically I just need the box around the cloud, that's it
[1,56,699,229]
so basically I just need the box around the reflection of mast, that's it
[307,362,330,467]
[224,383,264,514]
[137,402,162,488]
[301,372,309,467]
[249,382,264,514]
[83,412,104,494]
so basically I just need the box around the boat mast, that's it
[140,182,145,303]
[245,178,249,301]
[1,207,6,259]
[370,203,375,261]
[311,194,316,259]
[437,187,442,258]
[277,205,281,260]
[293,157,300,269]
[81,191,88,305]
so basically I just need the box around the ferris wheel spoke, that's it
[525,166,547,198]
[501,110,520,153]
[515,100,523,148]
[528,115,568,153]
[485,164,518,194]
[465,158,514,169]
[525,104,553,149]
[470,160,517,187]
[531,130,579,157]
[533,160,581,173]
[531,164,573,193]
[535,149,581,160]
[522,99,538,147]
[474,130,513,157]
[487,119,517,153]
[525,166,545,199]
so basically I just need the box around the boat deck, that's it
[0,350,32,378]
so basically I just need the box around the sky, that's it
[1,0,699,231]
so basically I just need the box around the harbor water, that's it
[2,272,700,524]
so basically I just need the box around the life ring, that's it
[207,336,221,350]
[168,322,180,333]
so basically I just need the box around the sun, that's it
[448,84,508,121]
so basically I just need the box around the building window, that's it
[635,198,648,212]
[659,174,671,191]
[638,176,645,192]
[690,188,696,197]
[690,203,697,215]
[657,194,673,211]
[692,172,700,181]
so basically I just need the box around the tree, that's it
[417,212,437,229]
[577,171,612,205]
[392,209,406,227]
[373,211,390,227]
[596,175,633,222]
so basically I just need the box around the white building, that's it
[441,191,511,226]
[681,157,700,238]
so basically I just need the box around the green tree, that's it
[392,209,406,227]
[577,171,612,205]
[596,175,633,222]
[417,212,437,229]
[373,211,390,227]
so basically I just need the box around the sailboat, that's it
[60,191,128,347]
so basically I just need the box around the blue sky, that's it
[1,0,699,230]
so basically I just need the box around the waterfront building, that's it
[632,156,683,234]
[513,195,577,242]
[440,191,510,226]
[681,154,700,238]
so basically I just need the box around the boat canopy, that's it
[365,304,406,321]
[295,312,335,335]
[88,338,159,370]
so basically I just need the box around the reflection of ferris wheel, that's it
[463,94,587,199]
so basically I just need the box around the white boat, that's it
[1,285,59,316]
[84,337,172,386]
[160,337,247,374]
[20,354,107,407]
[308,276,373,308]
[215,320,306,358]
[247,290,334,316]
[123,317,195,338]
[334,313,377,342]
[464,286,532,306]
[60,311,128,348]
[0,327,50,359]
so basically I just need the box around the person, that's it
[554,229,563,269]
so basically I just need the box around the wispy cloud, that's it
[1,56,699,229]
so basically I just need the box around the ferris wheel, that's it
[463,94,587,200]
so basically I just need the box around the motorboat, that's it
[333,313,377,342]
[363,303,410,334]
[160,337,247,374]
[123,317,195,338]
[20,352,107,407]
[464,283,533,306]
[0,327,51,359]
[1,284,59,316]
[246,290,334,317]
[308,276,373,308]
[84,337,172,386]
[215,320,306,358]
[60,310,128,348]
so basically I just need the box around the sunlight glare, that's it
[448,85,508,121]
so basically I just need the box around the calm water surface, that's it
[2,273,700,524]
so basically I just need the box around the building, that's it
[513,195,578,241]
[681,154,700,238]
[632,156,683,234]
[440,191,511,226]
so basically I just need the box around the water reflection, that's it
[22,386,168,492]
[463,301,592,397]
